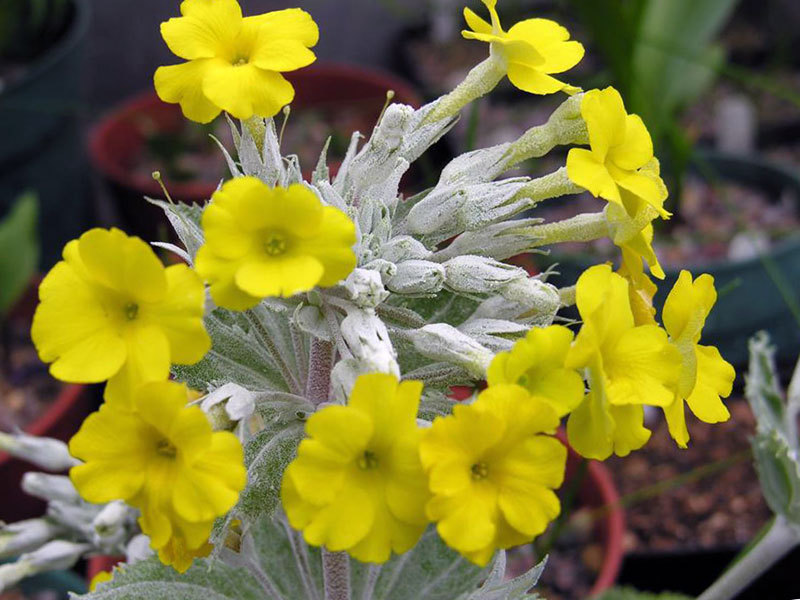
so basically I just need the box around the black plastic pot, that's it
[543,150,800,368]
[618,544,800,600]
[0,0,91,267]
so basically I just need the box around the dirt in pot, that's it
[607,400,770,553]
[0,317,60,433]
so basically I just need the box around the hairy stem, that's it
[322,549,351,600]
[698,516,800,600]
[515,167,584,206]
[425,56,506,123]
[243,116,266,153]
[307,338,334,405]
[525,212,609,247]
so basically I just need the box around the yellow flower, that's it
[195,177,357,310]
[661,271,735,448]
[89,570,113,592]
[155,0,318,123]
[282,373,430,563]
[618,247,658,326]
[486,325,584,417]
[567,87,670,220]
[31,228,210,403]
[420,384,565,566]
[462,0,583,95]
[566,265,681,460]
[69,380,246,572]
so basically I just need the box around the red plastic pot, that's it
[0,280,92,522]
[88,63,422,241]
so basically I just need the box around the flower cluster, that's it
[4,0,743,595]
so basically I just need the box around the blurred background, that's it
[0,0,799,598]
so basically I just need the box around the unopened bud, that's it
[444,256,527,295]
[379,235,432,263]
[343,268,389,309]
[0,519,64,559]
[404,324,493,377]
[201,383,256,426]
[0,541,89,590]
[93,501,130,539]
[0,432,77,472]
[458,318,529,353]
[472,277,561,326]
[387,260,445,295]
[21,473,79,504]
[126,534,154,564]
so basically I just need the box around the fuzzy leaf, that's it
[72,556,263,600]
[593,588,692,600]
[458,553,546,600]
[149,199,205,261]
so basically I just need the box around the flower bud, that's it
[21,473,80,504]
[340,310,399,377]
[93,501,130,539]
[343,268,389,309]
[0,519,63,559]
[362,259,397,284]
[126,534,154,564]
[0,432,77,472]
[458,318,529,353]
[387,260,445,295]
[444,256,527,295]
[201,383,256,426]
[379,235,432,264]
[472,278,561,326]
[404,324,493,377]
[0,541,89,590]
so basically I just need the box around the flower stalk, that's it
[322,549,351,600]
[425,56,506,123]
[698,516,800,600]
[524,212,609,247]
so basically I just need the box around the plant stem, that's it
[243,116,266,153]
[425,56,506,123]
[698,515,800,600]
[525,212,609,247]
[322,549,351,600]
[307,338,334,406]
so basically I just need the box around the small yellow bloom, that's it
[69,381,246,572]
[566,265,681,460]
[487,325,584,417]
[155,0,318,123]
[195,177,357,310]
[421,384,565,566]
[282,373,430,563]
[618,247,658,326]
[463,0,584,95]
[89,570,113,592]
[31,228,210,403]
[661,271,735,447]
[567,87,670,220]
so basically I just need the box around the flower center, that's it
[471,462,489,480]
[233,56,249,67]
[156,438,177,459]
[124,302,139,321]
[263,232,288,256]
[357,450,379,470]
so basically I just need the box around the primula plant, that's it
[0,0,770,598]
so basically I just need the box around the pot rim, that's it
[87,62,422,202]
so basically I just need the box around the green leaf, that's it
[752,432,800,523]
[745,332,794,447]
[0,192,39,315]
[593,587,693,600]
[73,556,264,600]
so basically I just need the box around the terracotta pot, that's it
[88,63,423,242]
[0,280,91,522]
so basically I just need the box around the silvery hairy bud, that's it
[0,519,64,559]
[387,260,445,295]
[201,383,256,427]
[340,310,399,377]
[126,534,154,564]
[438,142,514,186]
[343,268,389,309]
[458,318,529,353]
[433,218,539,262]
[443,256,527,295]
[93,501,130,539]
[21,473,80,503]
[379,235,432,264]
[362,258,397,284]
[0,432,78,472]
[0,541,89,591]
[404,324,493,378]
[472,277,561,326]
[406,178,532,240]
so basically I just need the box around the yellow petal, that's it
[152,264,211,365]
[608,404,651,456]
[686,345,734,423]
[566,148,621,205]
[581,87,627,160]
[464,7,492,34]
[302,479,374,551]
[202,63,294,120]
[245,8,319,47]
[497,482,560,538]
[431,489,496,553]
[250,38,316,72]
[567,391,615,460]
[155,59,226,124]
[506,63,571,95]
[195,246,261,311]
[609,114,653,170]
[296,206,357,287]
[235,254,325,298]
[105,324,171,401]
[663,271,717,342]
[161,0,242,61]
[663,396,689,448]
[611,168,669,218]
